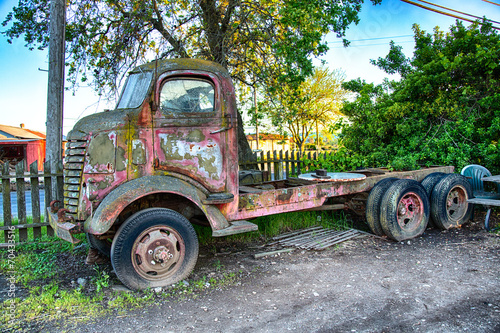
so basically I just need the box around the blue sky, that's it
[0,0,499,135]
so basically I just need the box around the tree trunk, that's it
[237,111,254,169]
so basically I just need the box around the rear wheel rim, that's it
[446,185,468,223]
[397,192,425,232]
[131,226,185,281]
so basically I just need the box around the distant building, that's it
[0,124,46,171]
[246,133,291,152]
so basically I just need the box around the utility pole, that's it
[46,0,66,200]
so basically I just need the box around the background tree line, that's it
[3,2,498,173]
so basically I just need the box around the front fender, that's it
[85,175,229,234]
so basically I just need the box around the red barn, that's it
[0,124,46,171]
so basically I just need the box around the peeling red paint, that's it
[60,58,455,240]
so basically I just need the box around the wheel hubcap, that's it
[132,226,185,280]
[446,185,468,222]
[397,192,424,231]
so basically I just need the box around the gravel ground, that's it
[34,217,500,333]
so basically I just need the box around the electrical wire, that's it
[401,0,500,30]
[415,0,500,24]
[327,35,413,44]
[482,0,500,7]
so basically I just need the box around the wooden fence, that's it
[0,160,63,247]
[239,149,334,181]
[0,149,331,246]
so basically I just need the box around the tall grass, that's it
[196,210,354,246]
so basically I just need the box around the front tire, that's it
[111,208,199,291]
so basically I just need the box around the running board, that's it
[212,220,258,237]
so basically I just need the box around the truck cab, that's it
[51,59,253,290]
[49,58,471,291]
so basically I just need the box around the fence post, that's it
[16,161,27,241]
[259,151,265,180]
[30,161,42,239]
[44,161,54,236]
[285,150,290,179]
[2,162,12,243]
[266,151,272,181]
[297,150,302,175]
[56,160,64,202]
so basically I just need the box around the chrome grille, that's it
[63,140,87,217]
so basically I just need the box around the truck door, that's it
[152,72,234,195]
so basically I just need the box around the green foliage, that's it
[92,266,110,293]
[339,21,500,172]
[2,0,381,95]
[263,67,348,153]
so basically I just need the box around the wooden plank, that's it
[266,151,271,181]
[467,198,500,206]
[56,160,64,202]
[482,175,500,183]
[2,162,12,243]
[259,151,265,178]
[285,150,290,179]
[44,161,54,236]
[16,161,27,241]
[273,150,280,181]
[0,222,50,231]
[30,161,42,239]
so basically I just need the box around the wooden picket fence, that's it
[0,149,332,246]
[239,149,334,180]
[0,160,63,247]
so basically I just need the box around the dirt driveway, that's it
[45,218,499,333]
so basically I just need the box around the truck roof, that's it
[132,58,230,78]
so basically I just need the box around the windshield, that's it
[117,71,153,109]
[160,79,214,114]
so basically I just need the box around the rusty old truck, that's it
[48,58,473,291]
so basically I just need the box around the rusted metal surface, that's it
[298,171,367,182]
[396,191,425,231]
[132,225,185,281]
[85,175,230,235]
[268,226,368,250]
[231,166,454,221]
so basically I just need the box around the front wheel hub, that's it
[154,246,174,263]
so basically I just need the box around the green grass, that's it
[0,215,52,243]
[0,210,353,331]
[196,210,353,245]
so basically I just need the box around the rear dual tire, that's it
[380,179,429,242]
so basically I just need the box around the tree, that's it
[263,67,348,153]
[340,20,500,172]
[3,0,380,162]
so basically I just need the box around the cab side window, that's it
[160,78,214,114]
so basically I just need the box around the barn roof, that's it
[0,124,45,140]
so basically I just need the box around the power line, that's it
[482,0,500,7]
[329,41,414,49]
[416,0,500,24]
[401,0,500,30]
[328,35,413,44]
